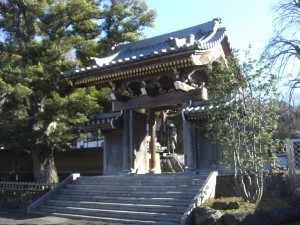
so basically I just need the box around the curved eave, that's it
[197,28,226,50]
[184,106,212,121]
[64,46,197,78]
[69,54,196,87]
[184,99,234,121]
[80,124,119,132]
[185,114,211,121]
[64,31,227,79]
[63,21,230,87]
[80,122,122,132]
[80,112,123,131]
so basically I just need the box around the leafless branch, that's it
[263,0,300,83]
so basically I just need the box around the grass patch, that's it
[202,197,290,214]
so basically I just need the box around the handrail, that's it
[27,173,80,214]
[181,171,218,225]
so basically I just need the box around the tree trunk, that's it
[234,173,263,203]
[31,149,59,183]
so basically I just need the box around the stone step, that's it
[31,210,180,225]
[46,199,187,213]
[30,173,214,224]
[38,205,182,223]
[77,174,207,181]
[65,184,202,192]
[53,194,192,205]
[59,188,196,199]
[74,178,204,186]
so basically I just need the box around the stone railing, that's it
[181,171,218,225]
[27,173,80,214]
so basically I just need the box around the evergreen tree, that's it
[275,100,300,139]
[206,51,279,203]
[77,0,156,65]
[0,0,156,182]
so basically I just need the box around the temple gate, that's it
[64,18,230,175]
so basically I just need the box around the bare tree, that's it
[264,0,300,79]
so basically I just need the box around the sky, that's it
[143,0,275,57]
[142,0,300,100]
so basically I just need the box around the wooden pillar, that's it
[286,138,296,191]
[122,110,131,174]
[148,109,160,173]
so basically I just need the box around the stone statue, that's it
[167,123,177,154]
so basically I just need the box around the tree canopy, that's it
[275,100,300,139]
[0,0,156,182]
[206,51,279,203]
[76,0,156,65]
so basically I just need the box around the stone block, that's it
[193,207,222,225]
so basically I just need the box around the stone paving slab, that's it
[0,209,125,225]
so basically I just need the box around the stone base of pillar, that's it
[149,168,162,174]
[148,153,161,174]
[184,167,197,173]
[129,168,148,174]
[183,170,197,175]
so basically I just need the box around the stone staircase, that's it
[29,173,214,225]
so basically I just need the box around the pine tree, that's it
[77,0,156,65]
[0,0,156,182]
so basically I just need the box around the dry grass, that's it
[202,196,290,214]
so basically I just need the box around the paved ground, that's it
[0,209,125,225]
[283,223,300,225]
[1,208,300,225]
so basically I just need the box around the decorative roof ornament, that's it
[90,51,121,67]
[167,37,187,48]
[187,34,195,45]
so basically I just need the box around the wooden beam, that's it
[148,109,158,173]
[113,89,204,111]
[174,81,195,92]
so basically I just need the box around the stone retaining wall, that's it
[216,173,289,198]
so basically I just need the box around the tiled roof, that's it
[63,18,227,78]
[183,101,212,120]
[183,100,232,121]
[184,103,213,115]
[79,111,123,131]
